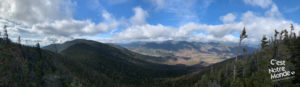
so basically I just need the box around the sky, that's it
[0,0,300,46]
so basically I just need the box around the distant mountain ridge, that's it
[43,39,98,52]
[119,40,255,65]
[43,39,191,64]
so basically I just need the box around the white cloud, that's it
[176,22,243,38]
[150,0,165,9]
[113,24,174,42]
[284,6,300,13]
[148,0,203,23]
[130,7,148,25]
[243,0,273,8]
[31,19,114,37]
[0,0,121,45]
[240,11,295,41]
[220,13,236,23]
[265,4,282,17]
[107,4,300,44]
[109,22,243,43]
[0,0,74,25]
[31,10,120,37]
[189,34,239,43]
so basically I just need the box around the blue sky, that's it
[71,0,300,25]
[0,0,300,45]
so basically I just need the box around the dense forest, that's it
[0,24,300,87]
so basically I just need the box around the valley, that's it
[120,40,255,65]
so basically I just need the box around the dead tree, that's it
[290,24,294,38]
[233,27,247,82]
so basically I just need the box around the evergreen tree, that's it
[18,35,21,44]
[284,29,289,40]
[36,42,42,59]
[3,25,8,41]
[36,42,40,48]
[261,35,268,49]
[292,37,300,84]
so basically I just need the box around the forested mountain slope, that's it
[0,38,79,87]
[57,39,201,86]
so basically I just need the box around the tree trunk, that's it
[233,39,241,82]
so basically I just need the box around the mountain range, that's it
[42,39,205,86]
[119,40,255,65]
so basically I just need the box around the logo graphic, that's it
[269,59,295,82]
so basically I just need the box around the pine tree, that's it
[36,42,42,59]
[284,29,289,40]
[36,42,40,50]
[18,36,21,44]
[274,29,279,40]
[292,36,300,84]
[261,35,268,49]
[3,25,8,41]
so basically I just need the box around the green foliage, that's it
[0,39,80,87]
